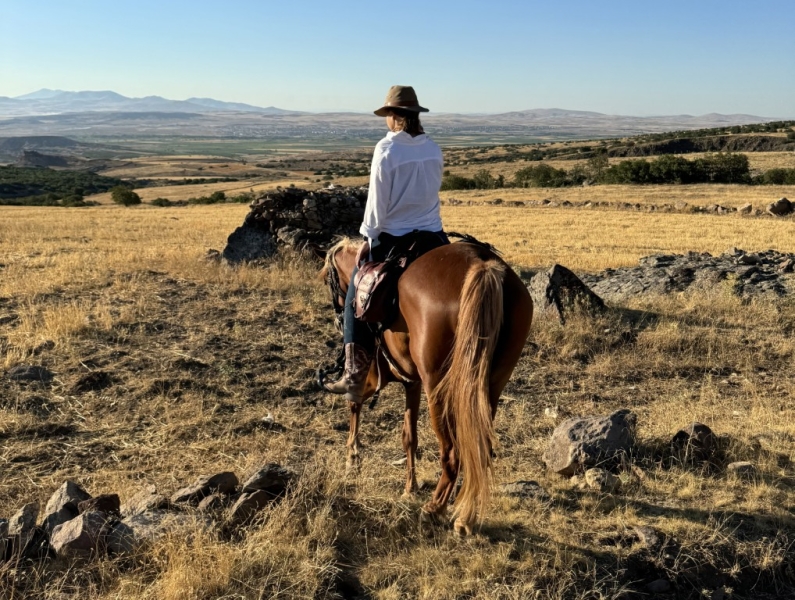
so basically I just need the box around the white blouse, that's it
[359,131,444,242]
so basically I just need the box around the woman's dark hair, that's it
[388,108,424,136]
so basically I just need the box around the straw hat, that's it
[374,85,429,117]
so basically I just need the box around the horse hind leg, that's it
[421,395,460,518]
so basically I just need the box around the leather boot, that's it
[323,343,372,404]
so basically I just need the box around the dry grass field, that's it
[1,202,795,599]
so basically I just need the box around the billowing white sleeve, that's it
[359,152,392,241]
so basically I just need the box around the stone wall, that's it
[222,186,367,263]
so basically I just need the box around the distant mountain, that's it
[2,89,300,117]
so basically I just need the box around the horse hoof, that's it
[453,518,472,537]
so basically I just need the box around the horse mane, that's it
[318,237,361,282]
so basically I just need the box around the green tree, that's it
[586,152,609,181]
[111,186,141,206]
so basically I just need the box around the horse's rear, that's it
[393,242,533,534]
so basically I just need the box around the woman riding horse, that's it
[323,85,449,403]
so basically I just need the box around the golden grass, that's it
[1,201,794,598]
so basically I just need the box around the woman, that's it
[324,85,448,403]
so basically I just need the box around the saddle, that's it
[353,231,447,325]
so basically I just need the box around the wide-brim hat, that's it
[374,85,429,117]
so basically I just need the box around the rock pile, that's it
[222,186,368,263]
[529,264,605,324]
[444,196,794,218]
[580,247,795,303]
[0,463,292,564]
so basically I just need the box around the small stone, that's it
[670,422,716,464]
[121,484,170,517]
[227,490,272,526]
[0,519,8,558]
[8,502,39,539]
[50,511,107,558]
[633,525,663,552]
[499,480,551,502]
[6,365,53,382]
[645,579,671,594]
[241,464,292,497]
[727,461,757,478]
[584,468,620,493]
[738,203,752,215]
[197,493,226,513]
[78,494,120,517]
[171,471,239,505]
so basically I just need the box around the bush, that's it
[514,164,569,187]
[440,174,476,191]
[757,168,795,185]
[150,197,173,207]
[111,186,141,206]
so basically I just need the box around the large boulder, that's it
[42,480,91,534]
[767,197,792,217]
[543,409,636,476]
[529,264,605,324]
[78,494,120,518]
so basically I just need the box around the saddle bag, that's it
[353,258,405,323]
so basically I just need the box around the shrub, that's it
[110,186,141,206]
[150,197,173,207]
[514,164,569,187]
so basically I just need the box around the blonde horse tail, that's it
[435,258,505,528]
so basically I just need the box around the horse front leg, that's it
[402,381,421,497]
[346,400,363,475]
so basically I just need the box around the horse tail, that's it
[435,258,505,526]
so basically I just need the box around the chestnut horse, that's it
[320,238,533,535]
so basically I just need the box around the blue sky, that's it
[1,0,793,116]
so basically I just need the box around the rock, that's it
[43,480,91,534]
[50,511,107,558]
[528,264,605,324]
[498,480,551,502]
[78,494,120,518]
[0,518,7,558]
[171,471,239,505]
[727,461,757,478]
[5,526,53,562]
[222,223,277,263]
[543,409,636,476]
[584,468,620,493]
[767,197,792,217]
[8,502,39,539]
[197,493,226,513]
[645,579,672,594]
[738,203,752,215]
[116,510,204,552]
[241,464,292,497]
[671,422,716,464]
[106,520,136,555]
[70,371,112,394]
[633,525,663,552]
[580,247,795,302]
[778,258,795,273]
[121,484,170,517]
[227,490,272,526]
[6,365,53,382]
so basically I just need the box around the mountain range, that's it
[0,89,299,117]
[0,90,778,143]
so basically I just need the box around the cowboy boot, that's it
[323,343,372,404]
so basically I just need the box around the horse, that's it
[319,237,533,535]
